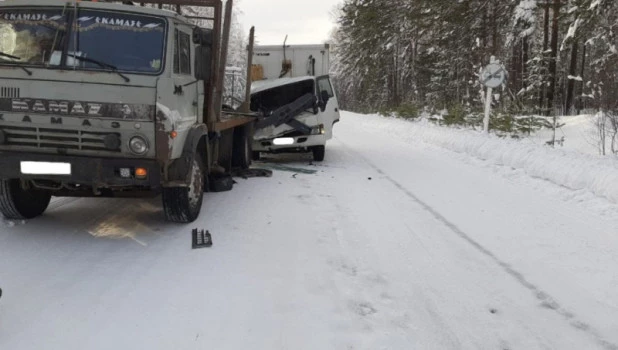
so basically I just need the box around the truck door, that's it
[173,26,198,121]
[316,75,339,139]
[156,24,199,159]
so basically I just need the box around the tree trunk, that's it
[491,0,499,55]
[565,39,579,115]
[511,41,521,92]
[577,44,587,114]
[522,37,529,91]
[539,3,551,113]
[547,0,561,116]
[482,5,488,49]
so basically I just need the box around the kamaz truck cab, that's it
[0,0,255,223]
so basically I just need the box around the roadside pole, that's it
[483,85,493,133]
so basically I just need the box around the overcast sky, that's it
[237,0,340,45]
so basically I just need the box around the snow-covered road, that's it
[1,112,617,350]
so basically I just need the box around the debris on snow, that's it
[192,229,213,249]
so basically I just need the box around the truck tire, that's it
[0,179,51,220]
[312,145,326,162]
[162,157,204,223]
[251,151,261,161]
[232,125,252,169]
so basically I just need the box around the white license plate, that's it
[20,161,71,175]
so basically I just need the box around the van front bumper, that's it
[253,134,328,152]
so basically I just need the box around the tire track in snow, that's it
[337,139,618,350]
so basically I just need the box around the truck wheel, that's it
[162,157,204,223]
[0,179,51,220]
[312,145,326,162]
[232,125,252,169]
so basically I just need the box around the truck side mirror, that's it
[193,27,213,82]
[193,27,213,45]
[319,90,330,111]
[194,45,212,82]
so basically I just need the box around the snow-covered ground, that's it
[371,113,618,206]
[527,114,600,155]
[1,111,618,349]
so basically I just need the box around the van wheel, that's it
[162,157,204,223]
[312,145,326,162]
[232,125,252,169]
[0,179,51,220]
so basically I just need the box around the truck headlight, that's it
[129,136,149,155]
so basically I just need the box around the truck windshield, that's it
[0,8,68,66]
[68,10,166,74]
[0,7,166,75]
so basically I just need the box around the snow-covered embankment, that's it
[346,112,618,204]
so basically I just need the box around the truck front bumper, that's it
[0,152,161,188]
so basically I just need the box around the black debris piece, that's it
[210,175,234,192]
[232,168,274,179]
[192,229,212,249]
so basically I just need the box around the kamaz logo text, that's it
[11,99,102,116]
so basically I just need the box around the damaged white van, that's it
[250,75,340,161]
[249,44,339,161]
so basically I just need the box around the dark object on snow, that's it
[192,229,212,249]
[368,177,372,181]
[0,287,2,299]
[210,175,234,192]
[232,168,273,179]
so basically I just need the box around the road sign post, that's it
[484,86,493,133]
[480,56,506,133]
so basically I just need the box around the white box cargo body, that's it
[252,44,330,79]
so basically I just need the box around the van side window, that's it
[173,29,191,75]
[317,76,334,98]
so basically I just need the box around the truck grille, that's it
[1,126,121,152]
[0,87,20,98]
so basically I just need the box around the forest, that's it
[331,0,618,123]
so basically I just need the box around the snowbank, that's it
[346,112,618,204]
